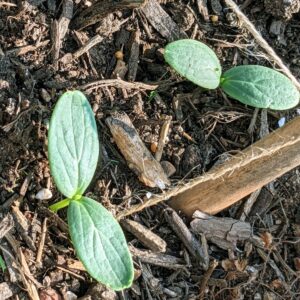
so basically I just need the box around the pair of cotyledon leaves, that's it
[48,91,133,291]
[164,39,299,110]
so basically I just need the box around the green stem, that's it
[49,198,71,212]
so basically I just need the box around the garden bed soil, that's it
[0,0,300,299]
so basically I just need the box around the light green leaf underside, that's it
[221,65,299,110]
[48,91,99,198]
[68,197,134,290]
[164,39,222,89]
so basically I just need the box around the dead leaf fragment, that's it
[260,232,273,250]
[294,257,300,271]
[39,288,62,300]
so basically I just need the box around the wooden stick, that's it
[117,117,300,219]
[120,219,167,252]
[72,0,145,30]
[224,0,300,91]
[170,116,300,217]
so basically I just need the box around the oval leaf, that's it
[68,197,134,290]
[48,91,99,198]
[164,39,221,89]
[221,65,299,110]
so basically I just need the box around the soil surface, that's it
[0,0,300,299]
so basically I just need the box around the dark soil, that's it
[0,0,300,299]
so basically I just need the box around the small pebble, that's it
[40,88,52,102]
[65,291,77,300]
[35,188,53,200]
[115,50,124,60]
[278,117,286,127]
[211,15,219,23]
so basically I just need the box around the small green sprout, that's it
[0,254,6,272]
[48,91,133,291]
[164,39,299,110]
[148,90,158,101]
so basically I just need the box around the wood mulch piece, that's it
[0,0,300,299]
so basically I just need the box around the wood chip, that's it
[1,243,20,282]
[130,246,185,269]
[0,214,14,239]
[164,207,209,270]
[155,116,172,162]
[51,0,73,68]
[141,0,187,41]
[0,283,15,300]
[196,0,209,21]
[121,219,167,252]
[11,205,36,251]
[19,172,32,196]
[128,29,141,82]
[191,211,251,250]
[72,0,146,30]
[106,112,170,188]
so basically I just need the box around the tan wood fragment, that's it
[67,259,86,271]
[36,218,48,265]
[51,0,73,68]
[128,29,141,82]
[117,116,300,219]
[11,204,36,251]
[190,211,251,250]
[0,283,14,300]
[155,116,172,162]
[196,0,209,21]
[18,248,41,300]
[121,219,167,252]
[106,112,170,188]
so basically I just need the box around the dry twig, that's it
[79,78,158,94]
[199,260,218,299]
[121,219,167,252]
[36,218,48,265]
[155,116,172,162]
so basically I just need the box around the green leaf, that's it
[68,197,134,290]
[221,65,300,110]
[0,254,6,272]
[48,91,99,198]
[164,39,221,89]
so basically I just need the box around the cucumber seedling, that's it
[48,91,133,291]
[164,39,299,110]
